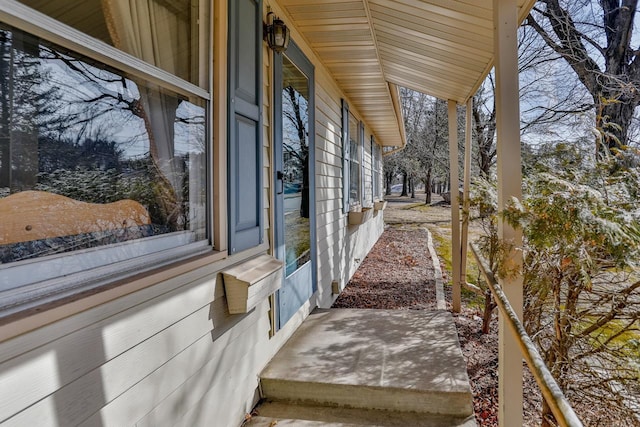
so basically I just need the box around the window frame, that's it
[0,2,210,100]
[372,138,382,200]
[0,0,220,316]
[341,99,349,214]
[348,113,362,208]
[342,99,367,213]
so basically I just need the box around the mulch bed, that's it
[332,226,438,311]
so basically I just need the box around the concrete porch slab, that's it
[260,309,473,417]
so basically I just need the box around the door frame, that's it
[273,40,316,329]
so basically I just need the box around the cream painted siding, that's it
[304,57,383,309]
[0,257,312,427]
[263,41,273,250]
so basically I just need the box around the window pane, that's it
[348,114,360,206]
[18,0,208,88]
[0,25,207,271]
[373,144,380,198]
[282,55,310,276]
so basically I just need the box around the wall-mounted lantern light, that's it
[264,11,290,53]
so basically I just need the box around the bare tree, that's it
[527,0,640,156]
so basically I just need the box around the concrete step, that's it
[259,309,474,418]
[246,401,477,427]
[246,416,373,427]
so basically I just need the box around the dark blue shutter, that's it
[359,121,365,205]
[341,99,350,214]
[371,135,375,203]
[228,0,263,254]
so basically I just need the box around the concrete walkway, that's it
[252,309,475,426]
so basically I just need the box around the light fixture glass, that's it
[265,12,290,53]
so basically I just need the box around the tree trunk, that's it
[401,172,408,196]
[9,32,39,193]
[540,399,556,427]
[410,177,415,198]
[300,153,309,218]
[481,290,496,334]
[385,172,393,195]
[596,95,636,157]
[425,169,432,204]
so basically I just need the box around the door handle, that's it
[276,171,284,195]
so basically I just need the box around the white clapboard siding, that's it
[0,273,217,421]
[137,310,274,427]
[174,365,262,427]
[2,299,223,426]
[0,262,223,362]
[77,302,270,427]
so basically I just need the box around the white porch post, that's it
[460,99,472,285]
[493,0,524,426]
[447,100,461,313]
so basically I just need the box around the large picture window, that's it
[0,1,210,303]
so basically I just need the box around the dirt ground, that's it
[332,193,543,427]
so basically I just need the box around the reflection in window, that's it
[349,114,361,207]
[0,25,206,266]
[373,142,381,199]
[18,0,207,88]
[282,55,310,276]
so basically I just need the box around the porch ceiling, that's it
[279,0,535,147]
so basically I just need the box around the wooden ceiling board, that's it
[373,19,493,58]
[319,51,379,62]
[369,3,492,45]
[381,65,470,100]
[287,10,368,20]
[298,23,371,32]
[303,30,372,43]
[294,17,370,26]
[282,1,365,15]
[376,40,488,76]
[369,0,492,28]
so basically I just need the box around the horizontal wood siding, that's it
[308,49,384,309]
[0,259,300,427]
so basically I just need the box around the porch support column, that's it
[494,0,524,426]
[447,100,461,313]
[460,99,472,285]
